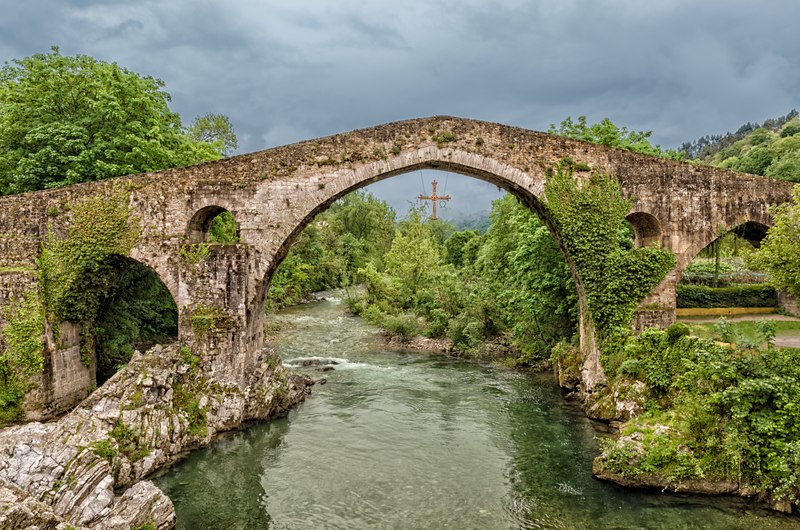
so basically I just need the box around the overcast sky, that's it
[2,0,798,219]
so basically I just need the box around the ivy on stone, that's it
[0,286,45,377]
[38,186,141,324]
[543,165,675,335]
[0,286,45,424]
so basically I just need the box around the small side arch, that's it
[626,211,662,248]
[730,220,769,249]
[186,205,240,244]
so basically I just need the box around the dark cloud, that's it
[2,0,799,215]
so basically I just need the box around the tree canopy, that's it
[0,47,233,194]
[549,116,683,160]
[749,186,800,298]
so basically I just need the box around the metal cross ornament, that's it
[418,179,451,220]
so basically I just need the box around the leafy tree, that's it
[475,195,577,358]
[93,257,177,382]
[549,116,683,160]
[728,146,773,175]
[208,211,239,244]
[187,113,238,156]
[328,190,396,264]
[267,191,397,308]
[0,47,228,194]
[749,186,800,298]
[444,230,480,268]
[765,152,800,182]
[384,209,444,308]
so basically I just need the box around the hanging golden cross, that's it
[418,179,451,220]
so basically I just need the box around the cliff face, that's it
[0,343,312,529]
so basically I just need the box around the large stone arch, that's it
[258,147,548,297]
[679,215,773,278]
[249,147,607,392]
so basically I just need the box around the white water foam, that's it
[283,356,392,371]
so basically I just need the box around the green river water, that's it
[154,298,800,529]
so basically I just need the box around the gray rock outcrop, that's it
[0,343,312,529]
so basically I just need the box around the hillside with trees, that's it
[680,109,800,181]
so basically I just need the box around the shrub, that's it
[676,283,777,308]
[381,313,421,340]
[665,322,690,343]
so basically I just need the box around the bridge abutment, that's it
[632,271,678,331]
[178,244,264,388]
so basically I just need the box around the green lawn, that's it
[682,318,800,343]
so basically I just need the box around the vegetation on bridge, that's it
[0,48,234,423]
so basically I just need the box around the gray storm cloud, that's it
[1,0,798,216]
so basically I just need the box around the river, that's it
[154,298,800,529]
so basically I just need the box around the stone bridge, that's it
[0,116,792,418]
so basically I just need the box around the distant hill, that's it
[680,109,800,182]
[450,211,491,233]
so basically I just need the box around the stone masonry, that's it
[0,116,792,416]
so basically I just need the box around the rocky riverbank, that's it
[0,343,312,529]
[591,430,797,514]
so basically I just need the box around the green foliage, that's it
[443,230,480,268]
[713,317,736,343]
[755,319,777,348]
[267,191,396,309]
[187,113,238,156]
[680,253,765,287]
[0,47,230,194]
[749,186,800,297]
[88,439,117,464]
[187,305,233,336]
[730,146,774,175]
[38,187,141,323]
[1,287,45,377]
[0,382,25,425]
[179,346,200,368]
[599,333,800,503]
[383,209,444,308]
[207,211,239,244]
[180,243,211,264]
[0,286,43,425]
[543,166,675,334]
[676,283,777,308]
[781,124,800,138]
[380,313,423,340]
[665,322,690,343]
[549,116,684,160]
[474,195,577,359]
[432,130,457,145]
[173,381,207,438]
[110,419,150,462]
[92,258,177,381]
